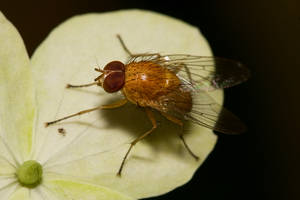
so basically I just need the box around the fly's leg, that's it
[117,108,157,176]
[66,82,98,88]
[179,134,199,160]
[67,67,105,88]
[161,112,199,160]
[116,34,133,56]
[116,34,161,58]
[45,99,128,127]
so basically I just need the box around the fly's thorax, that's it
[123,61,181,106]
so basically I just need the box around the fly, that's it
[45,35,250,176]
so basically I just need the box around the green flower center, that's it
[17,160,43,188]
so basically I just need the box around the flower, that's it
[0,10,220,199]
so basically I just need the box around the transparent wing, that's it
[186,91,247,134]
[127,53,248,133]
[128,54,250,91]
[155,85,247,134]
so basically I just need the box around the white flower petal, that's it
[31,10,221,198]
[8,187,30,200]
[0,12,36,163]
[7,187,56,200]
[43,177,134,200]
[0,181,18,199]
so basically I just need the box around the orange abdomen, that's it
[122,61,181,107]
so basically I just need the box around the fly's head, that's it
[94,61,125,93]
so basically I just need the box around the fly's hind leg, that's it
[45,99,128,127]
[161,112,199,160]
[117,108,157,176]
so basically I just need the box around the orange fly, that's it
[45,35,250,176]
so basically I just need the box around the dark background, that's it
[2,1,299,200]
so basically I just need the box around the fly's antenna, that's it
[95,68,104,73]
[94,56,103,72]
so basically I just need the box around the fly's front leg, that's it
[117,107,157,176]
[116,34,133,56]
[116,34,161,59]
[66,82,98,88]
[45,99,128,127]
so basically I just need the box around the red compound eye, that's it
[104,61,125,71]
[103,71,125,93]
